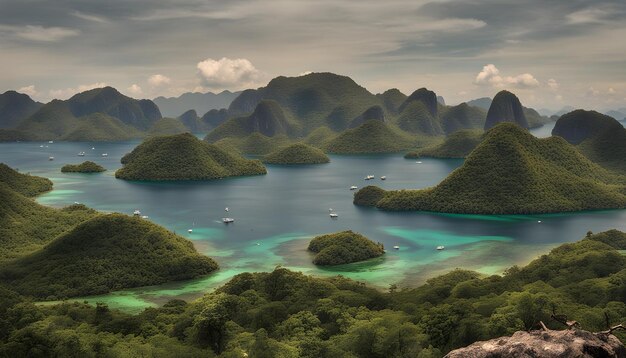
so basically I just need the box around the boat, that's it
[381,176,386,180]
[78,152,85,156]
[537,220,542,223]
[133,209,141,216]
[91,147,95,150]
[329,212,338,218]
[350,186,358,190]
[39,145,44,148]
[364,175,375,180]
[101,153,108,157]
[225,207,229,212]
[416,161,422,164]
[256,243,260,246]
[188,229,193,233]
[222,217,235,223]
[141,215,149,219]
[436,245,445,250]
[393,245,400,250]
[48,156,54,161]
[48,140,53,144]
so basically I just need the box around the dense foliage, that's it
[0,213,218,299]
[368,123,626,214]
[61,113,143,141]
[0,163,52,196]
[439,103,485,134]
[0,90,41,129]
[325,120,417,154]
[307,230,385,265]
[405,130,483,159]
[116,133,266,180]
[263,143,330,165]
[0,184,97,262]
[213,133,293,155]
[148,117,190,136]
[353,185,386,206]
[61,161,106,173]
[0,230,624,357]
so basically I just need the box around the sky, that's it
[1,0,625,111]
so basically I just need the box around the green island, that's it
[553,110,626,173]
[358,123,626,214]
[0,213,218,299]
[307,230,385,265]
[405,129,483,159]
[353,185,386,206]
[484,90,529,130]
[0,230,624,356]
[61,161,106,173]
[325,120,417,154]
[263,143,330,164]
[115,132,266,181]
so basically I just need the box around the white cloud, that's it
[566,8,611,25]
[197,57,263,90]
[547,78,559,91]
[474,64,540,89]
[298,71,313,76]
[49,82,107,100]
[126,84,143,96]
[0,25,80,42]
[18,85,38,97]
[148,74,171,87]
[71,11,109,24]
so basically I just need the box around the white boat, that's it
[141,215,149,219]
[78,152,85,156]
[364,175,375,180]
[393,245,400,250]
[222,217,235,223]
[537,220,542,223]
[225,207,229,212]
[350,186,358,190]
[329,212,338,218]
[416,161,422,164]
[381,176,386,180]
[188,229,193,233]
[48,140,53,144]
[91,147,95,150]
[436,246,445,251]
[101,153,108,157]
[133,209,141,216]
[256,242,260,246]
[39,145,44,148]
[48,156,54,161]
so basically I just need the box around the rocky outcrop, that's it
[552,110,622,145]
[398,87,439,117]
[484,90,528,130]
[445,329,626,358]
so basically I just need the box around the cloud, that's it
[547,78,559,91]
[196,57,263,90]
[71,11,109,24]
[474,64,540,89]
[0,25,80,42]
[298,71,313,76]
[49,82,107,100]
[126,84,143,96]
[566,8,611,25]
[18,85,38,97]
[148,74,171,87]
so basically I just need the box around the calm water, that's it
[5,122,626,312]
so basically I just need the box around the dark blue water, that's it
[6,123,626,312]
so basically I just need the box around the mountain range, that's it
[153,90,241,118]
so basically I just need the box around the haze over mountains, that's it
[153,90,241,118]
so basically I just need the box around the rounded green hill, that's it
[115,133,266,181]
[61,161,106,173]
[0,162,52,197]
[308,230,385,265]
[263,143,330,164]
[0,213,219,299]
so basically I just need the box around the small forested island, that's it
[357,123,626,214]
[405,129,483,159]
[61,161,106,173]
[0,213,218,299]
[308,230,385,265]
[325,120,415,153]
[115,132,266,180]
[263,143,330,164]
[0,162,52,196]
[353,185,386,206]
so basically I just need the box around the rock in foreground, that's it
[445,329,626,358]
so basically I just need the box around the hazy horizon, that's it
[1,0,625,111]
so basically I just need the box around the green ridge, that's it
[308,230,385,265]
[263,143,330,164]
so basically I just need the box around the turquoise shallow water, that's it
[4,123,626,313]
